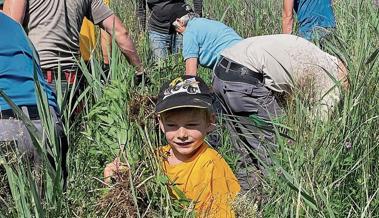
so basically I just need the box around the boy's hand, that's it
[103,157,128,185]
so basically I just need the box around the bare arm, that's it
[3,0,27,23]
[100,15,143,71]
[282,0,294,34]
[100,29,111,64]
[185,58,198,76]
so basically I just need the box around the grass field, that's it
[1,0,379,217]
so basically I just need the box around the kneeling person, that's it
[105,76,241,217]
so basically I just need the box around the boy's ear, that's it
[207,113,216,133]
[158,115,165,133]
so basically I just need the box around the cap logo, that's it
[163,77,201,99]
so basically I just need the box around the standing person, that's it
[137,0,203,61]
[173,14,348,192]
[3,0,145,94]
[282,0,336,41]
[0,12,67,186]
[79,0,112,75]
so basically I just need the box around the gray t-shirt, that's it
[221,34,338,93]
[25,0,113,70]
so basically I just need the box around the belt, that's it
[0,105,40,120]
[215,57,264,84]
[43,69,79,84]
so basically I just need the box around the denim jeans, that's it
[148,30,183,61]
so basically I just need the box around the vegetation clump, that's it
[1,0,379,217]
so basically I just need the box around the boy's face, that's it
[159,108,215,161]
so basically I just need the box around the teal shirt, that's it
[0,13,57,111]
[182,18,242,69]
[295,0,336,40]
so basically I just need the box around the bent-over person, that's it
[172,13,348,192]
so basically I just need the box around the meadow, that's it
[0,0,378,217]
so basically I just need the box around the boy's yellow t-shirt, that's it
[160,143,241,217]
[79,0,110,61]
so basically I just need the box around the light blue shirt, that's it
[295,0,336,40]
[182,18,242,69]
[0,13,57,111]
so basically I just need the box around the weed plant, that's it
[0,0,378,217]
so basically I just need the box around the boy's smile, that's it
[159,108,215,164]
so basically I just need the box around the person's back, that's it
[221,34,339,93]
[183,18,242,69]
[0,13,66,183]
[25,0,113,70]
[220,34,347,119]
[0,12,56,111]
[294,0,335,39]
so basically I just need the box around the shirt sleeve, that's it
[183,31,200,60]
[88,0,114,25]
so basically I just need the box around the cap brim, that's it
[156,95,212,114]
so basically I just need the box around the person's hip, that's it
[0,105,40,120]
[212,57,283,118]
[213,57,264,85]
[0,105,61,145]
[42,68,85,94]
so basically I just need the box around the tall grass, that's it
[1,0,378,217]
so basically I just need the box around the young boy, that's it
[104,75,240,217]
